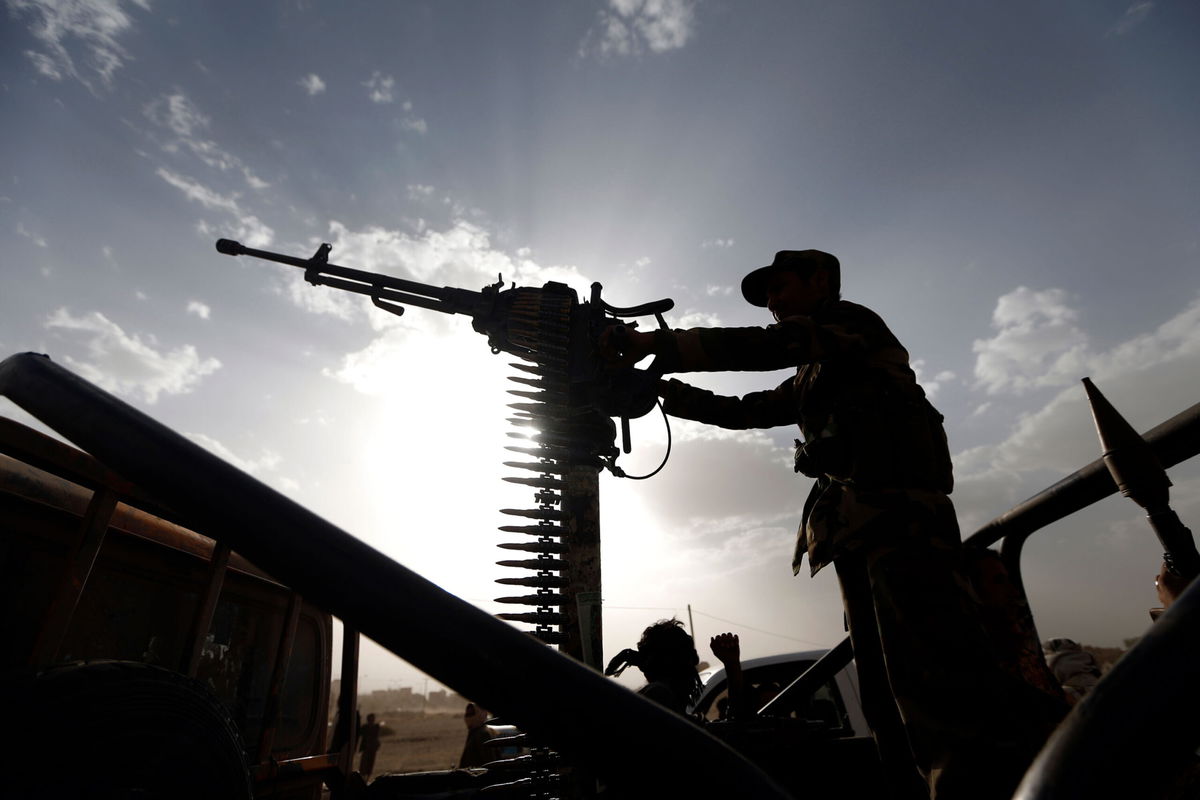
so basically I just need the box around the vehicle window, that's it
[701,661,849,732]
[55,529,202,668]
[197,593,285,747]
[273,612,323,753]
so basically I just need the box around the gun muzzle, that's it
[216,239,245,256]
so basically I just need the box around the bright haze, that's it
[2,0,1198,693]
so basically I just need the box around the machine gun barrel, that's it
[216,238,483,317]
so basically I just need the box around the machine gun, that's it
[216,238,668,449]
[216,237,675,667]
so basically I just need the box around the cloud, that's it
[274,218,589,332]
[275,273,360,321]
[44,307,221,404]
[580,0,698,58]
[16,221,48,248]
[323,218,586,293]
[197,217,273,249]
[399,100,428,134]
[9,0,149,91]
[972,287,1090,395]
[156,168,239,213]
[144,93,269,189]
[702,238,735,249]
[298,73,326,95]
[953,291,1200,531]
[973,285,1200,400]
[672,310,723,328]
[186,300,211,320]
[911,359,955,400]
[1109,2,1154,36]
[364,71,395,103]
[401,116,428,134]
[185,432,281,476]
[156,170,275,247]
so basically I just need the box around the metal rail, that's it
[965,399,1200,550]
[765,399,1200,739]
[0,352,790,800]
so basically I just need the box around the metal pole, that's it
[561,463,603,671]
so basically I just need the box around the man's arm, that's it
[710,633,747,719]
[605,305,882,375]
[658,375,794,430]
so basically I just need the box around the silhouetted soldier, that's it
[357,712,382,778]
[604,250,1052,800]
[458,703,496,768]
[604,619,704,719]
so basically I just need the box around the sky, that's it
[2,0,1198,695]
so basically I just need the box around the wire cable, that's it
[606,400,671,480]
[690,608,827,647]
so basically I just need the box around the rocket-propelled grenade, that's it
[1084,377,1200,579]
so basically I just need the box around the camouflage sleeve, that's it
[650,302,877,374]
[659,375,795,430]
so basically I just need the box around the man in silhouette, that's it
[605,250,1052,799]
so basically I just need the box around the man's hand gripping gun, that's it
[216,238,672,464]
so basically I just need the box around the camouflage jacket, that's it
[655,299,955,575]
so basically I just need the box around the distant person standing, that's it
[458,703,496,768]
[1041,638,1102,704]
[358,712,382,778]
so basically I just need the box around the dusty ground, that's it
[357,711,466,777]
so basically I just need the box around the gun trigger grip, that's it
[621,416,632,454]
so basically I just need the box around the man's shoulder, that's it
[818,299,886,324]
[808,299,905,346]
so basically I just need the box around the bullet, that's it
[499,541,568,554]
[507,390,569,404]
[495,594,568,606]
[501,507,566,522]
[505,445,569,460]
[496,575,569,588]
[504,461,569,475]
[507,402,566,416]
[496,611,568,625]
[497,558,568,570]
[499,524,564,537]
[502,476,566,490]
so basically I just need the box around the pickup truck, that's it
[3,349,1198,799]
[0,414,335,799]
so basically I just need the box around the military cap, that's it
[740,250,840,307]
